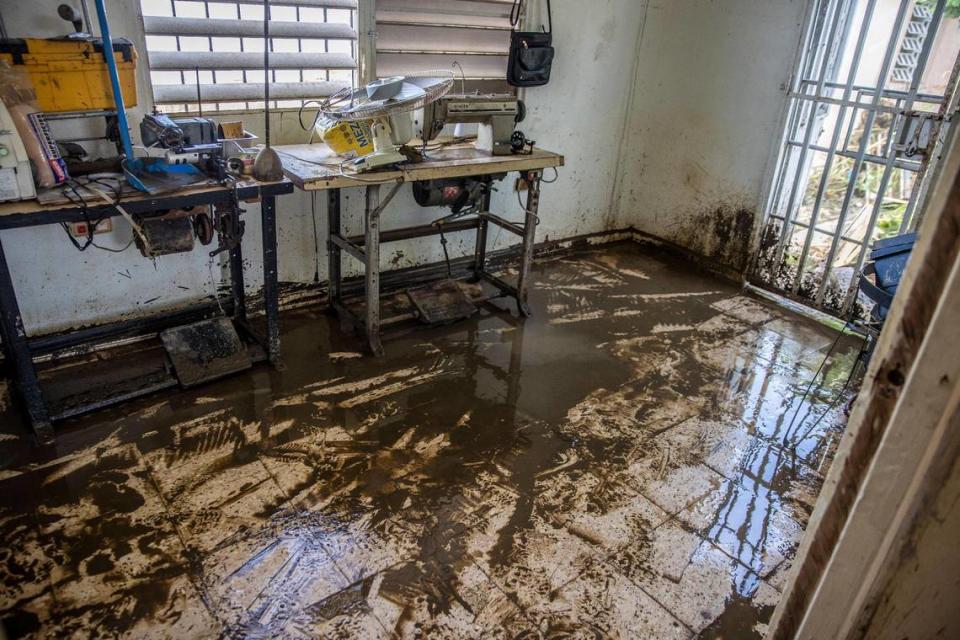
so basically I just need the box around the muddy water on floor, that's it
[0,242,862,639]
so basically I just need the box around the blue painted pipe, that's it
[92,0,135,161]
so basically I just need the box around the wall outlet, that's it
[69,218,113,238]
[514,177,529,192]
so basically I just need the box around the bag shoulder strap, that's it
[511,0,552,33]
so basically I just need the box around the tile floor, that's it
[0,242,863,639]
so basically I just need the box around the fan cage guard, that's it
[319,71,455,122]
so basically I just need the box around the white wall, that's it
[614,0,807,273]
[3,0,806,332]
[1,0,648,334]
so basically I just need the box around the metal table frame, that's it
[0,181,293,443]
[327,169,543,356]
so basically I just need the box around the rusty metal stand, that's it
[326,169,544,356]
[0,235,54,444]
[0,182,292,442]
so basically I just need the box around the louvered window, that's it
[139,0,358,113]
[374,0,514,94]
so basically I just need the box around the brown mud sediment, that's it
[0,241,863,638]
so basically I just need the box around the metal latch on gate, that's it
[893,111,942,158]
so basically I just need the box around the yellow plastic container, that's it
[315,116,374,158]
[0,38,138,113]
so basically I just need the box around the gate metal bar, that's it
[897,60,960,234]
[811,0,911,304]
[834,0,949,312]
[792,0,879,294]
[756,0,959,317]
[770,0,852,274]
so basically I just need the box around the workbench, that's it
[277,142,564,356]
[0,179,293,443]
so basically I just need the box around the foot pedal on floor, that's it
[406,279,477,324]
[160,318,252,387]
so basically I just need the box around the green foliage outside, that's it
[920,0,960,19]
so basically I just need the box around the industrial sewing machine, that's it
[421,94,527,156]
[140,112,222,167]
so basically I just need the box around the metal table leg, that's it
[327,189,342,305]
[0,234,54,444]
[364,184,384,356]
[261,195,281,364]
[228,241,247,323]
[474,186,491,278]
[515,170,541,317]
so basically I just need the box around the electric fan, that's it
[318,71,455,172]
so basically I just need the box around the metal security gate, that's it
[753,0,960,317]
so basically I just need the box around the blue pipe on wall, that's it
[92,0,135,161]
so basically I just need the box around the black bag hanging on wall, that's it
[507,0,554,87]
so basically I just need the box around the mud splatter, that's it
[0,243,862,638]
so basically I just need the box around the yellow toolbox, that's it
[0,37,137,113]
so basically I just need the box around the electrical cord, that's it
[417,136,475,162]
[91,236,135,253]
[273,149,399,184]
[788,329,868,450]
[59,176,129,252]
[82,182,150,249]
[782,321,848,446]
[298,99,323,132]
[516,189,541,225]
[540,166,559,183]
[207,254,226,316]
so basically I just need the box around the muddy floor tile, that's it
[0,510,55,607]
[705,350,849,447]
[763,316,837,355]
[257,425,359,501]
[710,295,776,325]
[45,572,218,639]
[783,396,854,475]
[285,578,395,640]
[697,575,781,640]
[483,513,601,611]
[660,415,818,497]
[198,510,350,632]
[35,447,166,535]
[719,439,825,517]
[676,475,805,578]
[371,559,533,639]
[105,573,219,639]
[764,557,795,593]
[140,412,263,491]
[691,311,757,343]
[541,471,670,554]
[224,578,385,639]
[606,516,701,586]
[558,388,648,449]
[156,457,288,552]
[525,560,690,639]
[44,512,202,636]
[625,459,727,517]
[696,328,768,377]
[321,512,424,585]
[625,534,766,635]
[0,593,56,639]
[653,416,757,479]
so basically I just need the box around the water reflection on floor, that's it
[0,242,863,639]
